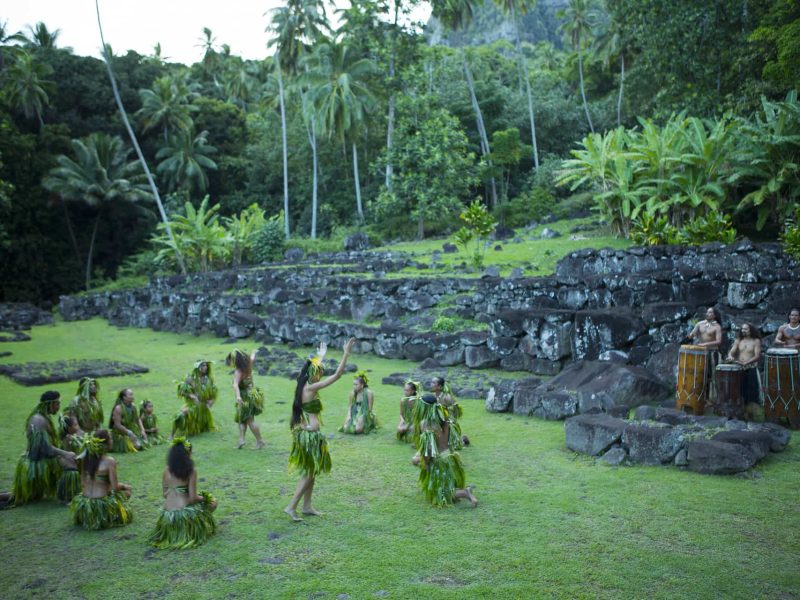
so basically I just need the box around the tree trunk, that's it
[308,119,319,240]
[85,211,101,291]
[353,142,363,222]
[60,200,82,265]
[511,6,539,170]
[384,0,400,192]
[463,54,498,207]
[617,51,624,127]
[577,40,594,133]
[276,58,290,238]
[417,215,424,240]
[95,0,186,274]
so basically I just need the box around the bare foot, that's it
[301,508,323,516]
[464,487,478,508]
[236,440,246,449]
[255,440,266,449]
[283,507,304,522]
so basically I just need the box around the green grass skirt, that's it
[234,387,263,424]
[289,429,331,476]
[149,494,217,549]
[57,468,81,503]
[396,424,414,443]
[12,454,61,505]
[173,403,216,436]
[448,419,464,451]
[339,406,379,435]
[71,491,133,530]
[419,451,466,507]
[110,430,138,453]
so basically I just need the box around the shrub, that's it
[678,212,737,245]
[780,209,800,261]
[493,187,555,228]
[455,200,496,270]
[432,316,459,333]
[630,214,680,246]
[251,212,286,263]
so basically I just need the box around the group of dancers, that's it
[2,337,477,549]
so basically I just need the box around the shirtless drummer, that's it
[686,307,723,400]
[774,308,800,349]
[726,322,763,414]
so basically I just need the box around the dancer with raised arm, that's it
[226,349,265,450]
[285,338,355,522]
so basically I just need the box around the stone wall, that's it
[58,242,800,383]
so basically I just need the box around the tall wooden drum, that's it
[676,344,708,415]
[763,348,800,428]
[713,363,744,420]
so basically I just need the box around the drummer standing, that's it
[774,308,800,349]
[686,307,723,401]
[726,323,762,409]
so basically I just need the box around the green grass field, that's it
[1,319,798,600]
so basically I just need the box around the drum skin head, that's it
[717,363,742,371]
[767,348,799,356]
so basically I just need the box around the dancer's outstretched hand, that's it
[344,337,356,354]
[317,341,328,359]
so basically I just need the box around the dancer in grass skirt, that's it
[65,377,103,433]
[284,338,355,522]
[71,429,133,530]
[149,437,217,549]
[340,371,378,434]
[9,391,78,506]
[415,394,476,508]
[173,360,218,437]
[109,388,147,452]
[397,380,420,443]
[431,376,468,450]
[141,400,166,445]
[226,349,265,449]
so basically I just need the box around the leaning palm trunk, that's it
[353,142,364,222]
[463,55,498,207]
[617,52,624,127]
[384,1,400,192]
[577,41,594,133]
[95,0,185,274]
[511,5,539,169]
[308,120,319,240]
[85,211,101,290]
[276,56,290,238]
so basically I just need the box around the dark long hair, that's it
[84,429,111,479]
[737,323,759,339]
[291,360,312,429]
[227,350,251,374]
[167,443,194,481]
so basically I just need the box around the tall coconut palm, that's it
[431,0,499,207]
[42,133,152,290]
[95,0,185,273]
[267,0,331,238]
[156,128,218,199]
[20,22,60,49]
[302,41,378,225]
[136,75,197,142]
[558,0,600,134]
[594,13,625,127]
[492,0,539,169]
[4,49,53,128]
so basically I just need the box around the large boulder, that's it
[572,309,647,360]
[485,379,519,413]
[622,423,685,465]
[343,232,370,251]
[711,430,771,461]
[686,439,757,474]
[745,422,791,452]
[565,414,628,455]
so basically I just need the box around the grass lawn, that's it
[1,319,798,599]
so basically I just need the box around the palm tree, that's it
[95,0,185,273]
[492,0,539,169]
[267,0,330,238]
[156,128,218,199]
[594,13,625,127]
[20,22,60,49]
[135,75,196,142]
[303,41,378,225]
[154,196,230,273]
[42,133,152,289]
[431,0,499,207]
[197,27,221,84]
[222,62,258,112]
[558,0,600,134]
[4,49,53,128]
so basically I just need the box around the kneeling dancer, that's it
[11,391,78,506]
[415,394,476,508]
[149,437,217,549]
[173,360,218,437]
[109,388,147,452]
[71,430,133,529]
[65,377,103,433]
[397,380,420,443]
[285,338,355,521]
[340,371,377,434]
